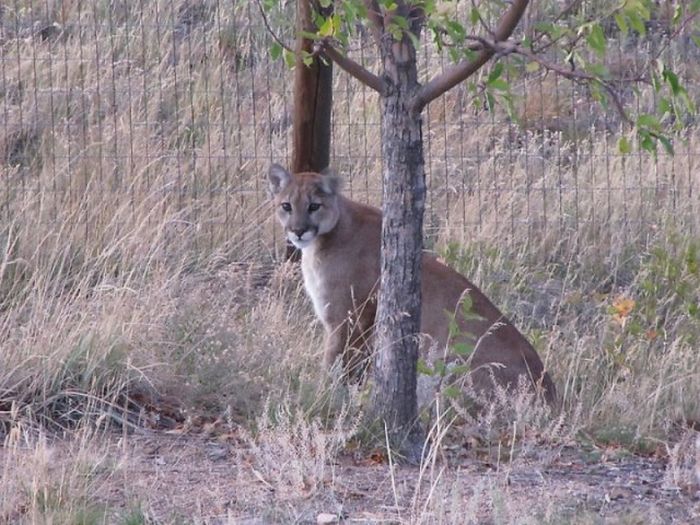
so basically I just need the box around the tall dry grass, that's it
[1,0,699,521]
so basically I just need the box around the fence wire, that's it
[1,1,698,263]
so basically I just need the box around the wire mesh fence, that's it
[1,1,698,264]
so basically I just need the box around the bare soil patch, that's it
[5,428,695,524]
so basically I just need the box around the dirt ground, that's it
[27,429,691,524]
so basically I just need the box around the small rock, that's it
[316,512,339,524]
[607,486,633,501]
[206,444,229,461]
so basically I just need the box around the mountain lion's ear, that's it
[318,167,341,195]
[268,163,291,195]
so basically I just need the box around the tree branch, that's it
[651,9,700,61]
[470,0,495,38]
[315,40,386,94]
[516,45,634,126]
[254,0,294,53]
[412,0,530,112]
[468,36,638,128]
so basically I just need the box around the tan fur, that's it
[268,164,556,405]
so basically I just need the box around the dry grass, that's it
[1,425,124,523]
[1,1,699,522]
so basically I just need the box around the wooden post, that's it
[288,0,333,260]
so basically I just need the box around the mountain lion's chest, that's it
[301,251,330,325]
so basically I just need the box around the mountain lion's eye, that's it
[281,202,292,212]
[308,203,321,212]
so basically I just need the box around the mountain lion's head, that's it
[268,164,341,250]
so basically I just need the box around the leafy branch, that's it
[412,0,530,112]
[265,0,699,154]
[313,39,386,93]
[255,0,294,55]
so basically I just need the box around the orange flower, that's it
[611,296,635,326]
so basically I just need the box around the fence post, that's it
[287,0,333,260]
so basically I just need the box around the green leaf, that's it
[318,16,334,37]
[534,21,566,40]
[393,15,408,30]
[627,11,646,36]
[312,9,325,28]
[319,0,332,7]
[422,0,437,16]
[488,63,504,83]
[586,62,610,79]
[447,315,459,338]
[452,341,475,357]
[407,30,420,50]
[301,50,314,67]
[659,97,673,116]
[488,78,509,91]
[269,42,282,61]
[672,4,682,26]
[470,7,481,26]
[662,68,682,96]
[614,13,629,36]
[460,295,473,317]
[433,359,447,377]
[632,0,651,20]
[283,49,295,69]
[417,359,434,376]
[618,136,632,154]
[300,30,321,40]
[658,135,674,155]
[502,93,518,122]
[639,131,656,154]
[589,81,608,109]
[485,92,495,111]
[446,20,466,42]
[525,61,540,73]
[586,23,606,58]
[638,113,661,131]
[342,1,367,25]
[443,385,461,399]
[450,364,471,376]
[388,22,403,41]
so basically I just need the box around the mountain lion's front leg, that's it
[323,321,370,382]
[322,326,346,372]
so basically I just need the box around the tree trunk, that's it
[291,0,333,174]
[371,27,426,462]
[288,0,333,260]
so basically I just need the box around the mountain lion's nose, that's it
[291,228,306,238]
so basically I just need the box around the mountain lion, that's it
[268,163,555,406]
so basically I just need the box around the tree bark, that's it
[288,0,333,260]
[371,23,426,462]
